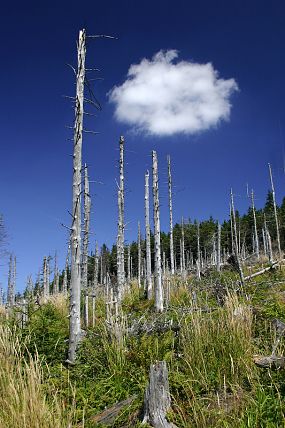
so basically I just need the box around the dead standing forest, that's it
[1,29,285,428]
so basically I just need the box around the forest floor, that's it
[1,262,285,427]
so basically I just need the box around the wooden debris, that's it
[142,361,177,428]
[254,354,285,369]
[244,260,280,281]
[78,396,136,427]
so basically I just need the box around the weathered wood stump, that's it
[142,361,178,428]
[254,354,285,369]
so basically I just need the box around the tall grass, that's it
[0,324,74,428]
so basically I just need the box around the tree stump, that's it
[142,361,177,428]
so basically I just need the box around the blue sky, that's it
[0,0,285,292]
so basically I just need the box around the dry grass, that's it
[0,324,74,428]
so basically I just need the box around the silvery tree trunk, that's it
[7,255,15,307]
[152,151,163,312]
[116,136,125,301]
[43,256,50,299]
[217,222,221,272]
[264,213,273,263]
[62,243,70,295]
[230,189,244,284]
[145,170,152,299]
[181,217,186,279]
[196,222,201,280]
[137,221,141,288]
[82,164,91,328]
[167,155,175,275]
[251,189,260,260]
[127,244,131,283]
[68,28,86,364]
[268,163,282,259]
[53,252,59,294]
[92,242,99,327]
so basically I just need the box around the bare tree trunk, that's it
[7,254,15,307]
[268,163,282,259]
[127,244,131,284]
[167,156,175,275]
[68,28,86,364]
[43,256,50,299]
[117,136,125,301]
[138,221,141,288]
[230,189,244,284]
[251,189,260,259]
[53,252,59,294]
[82,164,91,328]
[181,217,186,279]
[63,243,70,295]
[196,222,201,280]
[217,223,221,272]
[92,242,99,327]
[264,213,273,263]
[145,170,152,299]
[152,151,163,312]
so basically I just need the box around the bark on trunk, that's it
[230,189,244,285]
[152,151,163,312]
[142,361,177,428]
[145,170,152,298]
[68,28,86,364]
[269,163,282,259]
[167,156,175,275]
[251,189,260,259]
[116,136,125,301]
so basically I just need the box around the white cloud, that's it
[109,50,238,136]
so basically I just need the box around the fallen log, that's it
[254,354,285,369]
[142,361,178,428]
[244,260,280,281]
[78,396,136,427]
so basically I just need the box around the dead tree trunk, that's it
[251,189,260,260]
[196,222,201,280]
[152,151,163,312]
[230,189,244,284]
[82,164,91,328]
[145,170,152,298]
[7,255,15,307]
[92,242,99,327]
[53,252,59,294]
[181,217,186,279]
[217,222,221,272]
[43,256,50,299]
[62,243,70,295]
[167,156,175,275]
[117,136,125,301]
[127,244,131,284]
[143,361,177,428]
[268,163,282,259]
[68,28,86,364]
[138,221,141,288]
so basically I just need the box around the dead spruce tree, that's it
[167,155,175,275]
[268,163,282,259]
[116,136,125,301]
[68,29,86,364]
[230,189,244,284]
[92,242,99,327]
[152,151,163,312]
[217,222,221,272]
[138,221,141,288]
[43,256,50,299]
[62,243,70,295]
[144,170,152,298]
[251,189,260,259]
[181,217,186,279]
[196,222,201,280]
[82,164,91,327]
[53,252,59,294]
[7,254,15,307]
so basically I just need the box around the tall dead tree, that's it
[217,222,221,272]
[7,255,15,307]
[167,156,175,275]
[268,163,282,259]
[230,189,244,284]
[53,252,59,294]
[92,242,99,327]
[251,189,260,259]
[82,164,91,328]
[196,222,201,280]
[152,151,163,312]
[68,29,86,364]
[138,221,141,288]
[43,256,50,299]
[62,243,70,295]
[145,170,152,299]
[116,136,125,301]
[181,217,186,279]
